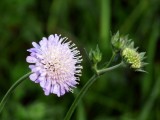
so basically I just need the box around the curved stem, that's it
[98,62,124,75]
[93,52,116,75]
[0,72,32,113]
[64,74,98,120]
[64,62,123,120]
[105,52,116,68]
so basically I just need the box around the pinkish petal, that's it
[52,84,60,97]
[32,42,40,48]
[29,73,38,81]
[26,56,37,63]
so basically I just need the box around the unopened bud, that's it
[89,45,102,65]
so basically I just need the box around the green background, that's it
[0,0,160,120]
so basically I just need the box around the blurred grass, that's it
[120,0,149,33]
[0,0,160,120]
[99,0,111,53]
[141,20,160,98]
[139,64,160,120]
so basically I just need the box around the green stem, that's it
[98,62,124,75]
[105,52,116,68]
[0,72,32,113]
[64,74,98,120]
[64,62,123,120]
[93,52,116,75]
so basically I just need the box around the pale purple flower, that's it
[26,34,83,97]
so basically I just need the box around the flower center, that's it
[44,58,62,75]
[39,46,75,82]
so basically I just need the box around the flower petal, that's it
[32,42,40,49]
[40,79,46,88]
[52,84,60,97]
[26,56,37,63]
[29,73,38,81]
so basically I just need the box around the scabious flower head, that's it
[111,31,147,72]
[26,34,83,97]
[121,45,147,72]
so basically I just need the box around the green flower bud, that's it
[111,31,130,53]
[122,47,147,72]
[89,45,102,65]
[111,31,147,72]
[122,48,141,68]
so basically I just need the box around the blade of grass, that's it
[139,64,160,120]
[120,0,148,33]
[141,20,160,97]
[99,0,111,53]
